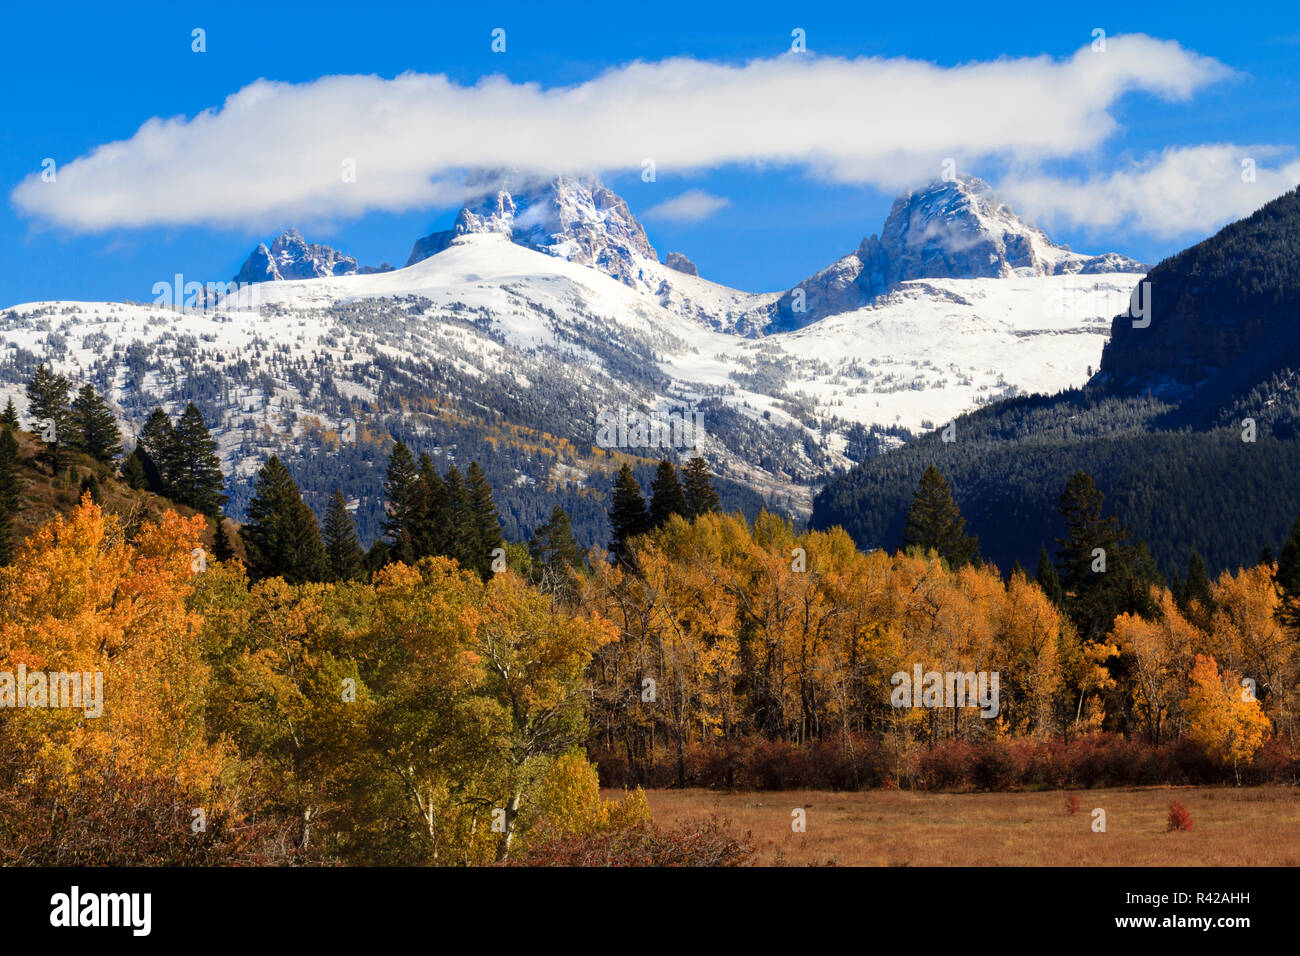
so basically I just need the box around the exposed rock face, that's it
[664,252,699,276]
[406,175,658,288]
[771,176,1146,330]
[234,230,362,283]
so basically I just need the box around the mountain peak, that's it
[771,175,1146,329]
[234,230,371,284]
[406,174,658,287]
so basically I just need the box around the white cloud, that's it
[11,35,1231,232]
[643,190,731,223]
[998,145,1300,239]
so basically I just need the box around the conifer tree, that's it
[0,429,20,565]
[136,408,177,495]
[902,465,978,568]
[1035,545,1065,606]
[365,538,391,574]
[241,456,327,584]
[1275,515,1300,630]
[529,504,585,574]
[323,489,366,582]
[1055,470,1155,642]
[69,384,122,464]
[121,449,148,490]
[382,441,420,564]
[212,519,236,564]
[0,398,19,429]
[25,364,72,470]
[682,456,721,518]
[1178,548,1216,618]
[608,464,650,567]
[648,459,688,529]
[466,461,504,577]
[443,464,476,570]
[416,452,448,559]
[169,403,226,516]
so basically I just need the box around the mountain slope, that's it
[813,186,1300,578]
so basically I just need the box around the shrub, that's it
[1167,801,1194,832]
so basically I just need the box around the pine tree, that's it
[529,504,585,574]
[1055,470,1155,642]
[608,464,650,567]
[466,462,503,577]
[25,364,72,469]
[1035,545,1064,605]
[648,459,688,529]
[1275,515,1300,630]
[1179,548,1216,618]
[365,538,391,574]
[169,404,226,516]
[0,398,19,429]
[902,465,978,568]
[382,441,420,564]
[682,456,721,518]
[241,456,327,584]
[438,464,475,570]
[323,489,366,582]
[136,408,177,495]
[416,452,448,559]
[121,449,148,490]
[212,519,236,564]
[0,429,20,566]
[69,385,122,464]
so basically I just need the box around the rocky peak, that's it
[771,175,1146,330]
[664,252,699,276]
[406,174,658,288]
[234,230,364,284]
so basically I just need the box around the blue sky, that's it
[2,0,1298,306]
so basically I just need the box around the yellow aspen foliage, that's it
[1184,654,1271,781]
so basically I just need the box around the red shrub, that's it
[1066,794,1080,815]
[1166,801,1194,832]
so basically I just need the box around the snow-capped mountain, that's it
[235,229,392,283]
[0,174,1146,545]
[769,175,1146,330]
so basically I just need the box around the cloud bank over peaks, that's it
[13,35,1234,234]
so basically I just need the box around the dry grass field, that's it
[631,786,1300,866]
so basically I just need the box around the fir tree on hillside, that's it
[416,452,448,559]
[241,456,327,584]
[608,464,650,568]
[648,459,688,529]
[382,441,420,565]
[212,519,236,564]
[1275,516,1300,630]
[25,364,72,470]
[121,450,148,490]
[1055,470,1157,642]
[443,465,476,570]
[0,399,19,430]
[1035,545,1064,606]
[1177,548,1216,620]
[682,456,721,518]
[136,408,177,495]
[466,462,504,577]
[902,465,978,568]
[0,429,20,566]
[529,504,585,575]
[323,490,366,582]
[69,385,122,465]
[169,404,227,517]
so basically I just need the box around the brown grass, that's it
[625,785,1300,866]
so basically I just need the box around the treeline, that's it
[578,464,1299,789]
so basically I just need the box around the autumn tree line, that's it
[2,372,1300,865]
